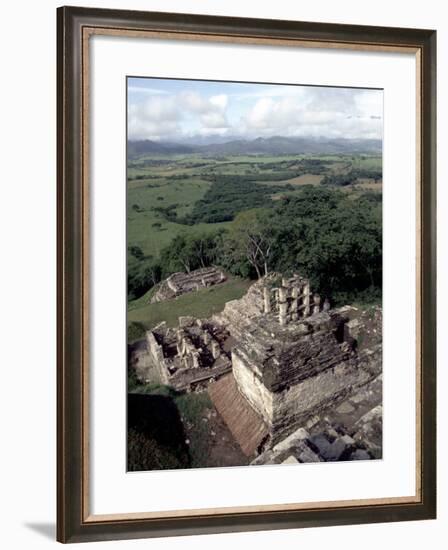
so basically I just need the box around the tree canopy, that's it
[128,185,382,306]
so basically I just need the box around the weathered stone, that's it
[350,392,365,404]
[352,404,383,457]
[350,449,371,461]
[336,401,355,414]
[179,316,197,328]
[298,444,323,463]
[309,434,332,456]
[281,455,300,465]
[325,438,349,460]
[211,340,221,359]
[263,286,271,314]
[151,267,227,303]
[273,427,309,452]
[305,415,320,429]
[340,434,355,446]
[327,427,339,439]
[303,282,311,317]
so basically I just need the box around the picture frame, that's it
[57,5,437,543]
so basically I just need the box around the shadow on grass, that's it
[127,393,190,471]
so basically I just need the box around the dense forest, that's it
[128,185,382,306]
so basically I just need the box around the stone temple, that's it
[132,271,382,463]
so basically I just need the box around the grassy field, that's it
[127,176,231,257]
[127,152,382,258]
[128,277,251,341]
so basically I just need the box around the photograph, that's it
[126,77,384,472]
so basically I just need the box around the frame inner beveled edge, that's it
[80,24,423,524]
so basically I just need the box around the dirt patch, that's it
[262,173,323,187]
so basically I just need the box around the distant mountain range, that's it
[127,136,382,158]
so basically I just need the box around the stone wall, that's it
[269,346,381,443]
[233,342,381,445]
[232,348,273,424]
[146,331,170,385]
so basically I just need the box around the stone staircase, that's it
[209,373,268,457]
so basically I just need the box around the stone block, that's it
[305,415,320,429]
[281,455,300,465]
[309,434,332,456]
[350,449,371,461]
[336,401,355,414]
[178,316,196,328]
[340,434,355,446]
[298,444,323,463]
[325,438,349,460]
[272,427,310,452]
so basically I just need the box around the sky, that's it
[127,77,383,142]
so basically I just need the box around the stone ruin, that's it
[133,271,382,463]
[150,266,226,303]
[261,274,330,325]
[143,316,233,391]
[213,273,382,450]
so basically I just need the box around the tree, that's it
[127,257,162,301]
[159,231,223,276]
[226,209,274,279]
[267,187,382,303]
[128,245,144,261]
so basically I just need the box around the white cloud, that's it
[241,88,382,139]
[140,96,178,122]
[128,98,182,140]
[128,84,382,141]
[128,91,230,140]
[128,86,168,95]
[200,112,228,129]
[210,94,228,109]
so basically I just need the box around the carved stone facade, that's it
[260,274,330,325]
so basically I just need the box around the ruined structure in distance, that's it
[150,266,226,303]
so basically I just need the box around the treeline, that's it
[128,186,382,306]
[178,178,284,224]
[128,174,161,181]
[321,168,382,186]
[321,172,357,186]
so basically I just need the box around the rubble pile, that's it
[251,373,383,465]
